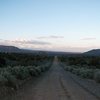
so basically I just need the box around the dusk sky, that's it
[0,0,100,52]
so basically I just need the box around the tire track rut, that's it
[59,76,72,100]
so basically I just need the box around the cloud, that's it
[0,39,51,47]
[11,40,51,45]
[37,35,64,39]
[81,37,96,40]
[50,35,64,38]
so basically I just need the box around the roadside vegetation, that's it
[0,52,53,92]
[59,55,100,83]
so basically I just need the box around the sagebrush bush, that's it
[27,66,38,76]
[11,66,30,80]
[35,66,42,75]
[79,68,94,79]
[0,70,17,88]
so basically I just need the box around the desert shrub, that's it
[69,67,94,79]
[0,70,17,88]
[35,66,42,75]
[27,62,51,76]
[94,69,100,83]
[27,66,38,76]
[10,66,30,80]
[79,68,94,79]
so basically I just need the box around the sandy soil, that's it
[3,57,100,100]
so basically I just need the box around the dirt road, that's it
[5,57,99,100]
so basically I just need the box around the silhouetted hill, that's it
[0,45,40,54]
[0,45,21,53]
[84,49,100,56]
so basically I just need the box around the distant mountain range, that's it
[84,49,100,56]
[0,45,100,56]
[0,45,79,55]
